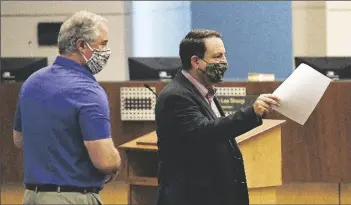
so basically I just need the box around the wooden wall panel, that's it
[0,84,24,183]
[1,81,351,184]
[278,82,351,183]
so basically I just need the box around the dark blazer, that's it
[155,71,263,205]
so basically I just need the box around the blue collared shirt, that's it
[13,56,111,188]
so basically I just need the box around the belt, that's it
[25,184,101,194]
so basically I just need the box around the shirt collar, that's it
[53,56,96,81]
[181,69,216,99]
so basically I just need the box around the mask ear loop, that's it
[81,41,100,73]
[85,42,94,52]
[201,58,209,64]
[86,43,106,74]
[196,57,208,75]
[81,52,89,63]
[79,41,92,63]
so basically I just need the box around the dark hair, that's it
[179,29,221,70]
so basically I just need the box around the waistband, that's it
[25,184,101,194]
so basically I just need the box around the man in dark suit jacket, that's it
[155,29,280,205]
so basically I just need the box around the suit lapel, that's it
[203,101,218,120]
[214,93,241,152]
[214,96,226,117]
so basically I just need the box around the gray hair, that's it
[57,11,108,55]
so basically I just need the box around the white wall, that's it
[1,1,131,82]
[131,1,191,57]
[292,1,351,57]
[326,1,351,56]
[292,1,327,57]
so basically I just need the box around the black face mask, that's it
[199,59,228,83]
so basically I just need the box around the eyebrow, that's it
[213,52,225,56]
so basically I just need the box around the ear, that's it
[75,39,85,53]
[190,55,200,69]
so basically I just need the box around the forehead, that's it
[204,37,225,56]
[95,25,108,42]
[98,24,108,37]
[99,23,108,33]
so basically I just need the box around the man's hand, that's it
[13,130,23,149]
[104,170,119,184]
[253,94,280,117]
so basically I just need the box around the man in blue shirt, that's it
[12,10,121,204]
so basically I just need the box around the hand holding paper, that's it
[272,63,332,125]
[253,94,281,117]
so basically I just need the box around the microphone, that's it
[144,84,158,97]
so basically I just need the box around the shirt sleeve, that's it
[77,86,111,141]
[13,100,22,132]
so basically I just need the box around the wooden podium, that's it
[119,119,351,204]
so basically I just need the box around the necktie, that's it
[206,87,216,105]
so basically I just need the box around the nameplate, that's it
[217,95,258,115]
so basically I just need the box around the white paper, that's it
[272,63,331,125]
